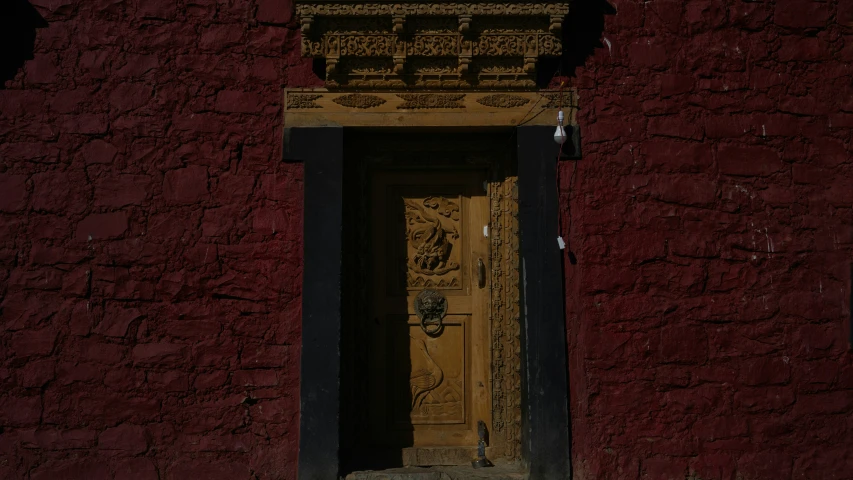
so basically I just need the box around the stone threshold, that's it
[345,463,528,480]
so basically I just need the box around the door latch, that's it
[477,258,486,289]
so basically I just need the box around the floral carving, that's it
[477,94,531,108]
[287,94,323,109]
[309,34,560,61]
[407,275,460,288]
[397,94,466,109]
[410,58,456,74]
[423,196,460,219]
[332,94,387,108]
[473,35,525,56]
[479,58,524,73]
[319,17,389,34]
[410,35,459,56]
[538,34,562,56]
[339,35,395,56]
[347,58,394,74]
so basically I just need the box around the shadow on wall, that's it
[537,0,617,86]
[0,0,47,88]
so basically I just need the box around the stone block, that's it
[0,174,28,212]
[163,165,209,205]
[132,343,186,367]
[75,212,128,242]
[98,424,149,454]
[717,145,782,176]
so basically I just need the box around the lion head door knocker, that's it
[414,289,448,336]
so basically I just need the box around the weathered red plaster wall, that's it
[563,0,853,478]
[0,0,315,478]
[1,0,852,479]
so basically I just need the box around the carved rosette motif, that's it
[296,1,568,89]
[332,93,387,108]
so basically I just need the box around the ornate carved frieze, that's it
[296,0,570,90]
[489,169,521,459]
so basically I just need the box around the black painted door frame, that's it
[289,126,571,480]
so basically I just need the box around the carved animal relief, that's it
[405,335,464,422]
[405,196,461,288]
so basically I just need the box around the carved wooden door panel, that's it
[368,169,490,465]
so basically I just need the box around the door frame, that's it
[290,126,572,480]
[341,133,517,469]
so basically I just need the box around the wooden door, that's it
[367,169,491,465]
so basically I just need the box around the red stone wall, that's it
[1,0,312,478]
[0,0,850,479]
[563,0,853,478]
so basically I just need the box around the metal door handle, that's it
[477,258,486,288]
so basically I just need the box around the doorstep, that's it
[345,463,528,480]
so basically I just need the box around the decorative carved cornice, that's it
[297,3,570,17]
[295,0,570,90]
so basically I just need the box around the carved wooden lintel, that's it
[283,89,578,127]
[296,1,570,90]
